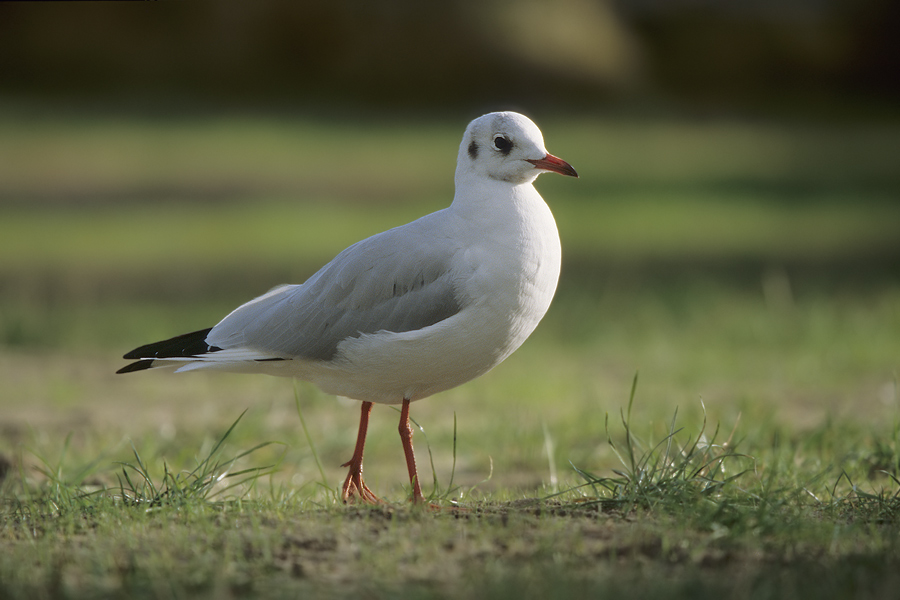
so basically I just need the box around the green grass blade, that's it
[294,382,329,491]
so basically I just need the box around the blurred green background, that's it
[0,0,898,493]
[1,0,898,111]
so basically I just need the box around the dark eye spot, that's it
[493,135,512,155]
[468,140,478,159]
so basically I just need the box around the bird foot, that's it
[340,461,382,504]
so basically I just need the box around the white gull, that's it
[118,111,578,503]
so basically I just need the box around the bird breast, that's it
[456,184,562,361]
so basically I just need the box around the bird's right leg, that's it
[341,400,381,503]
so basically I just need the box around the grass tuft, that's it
[825,469,900,524]
[113,410,283,509]
[558,373,753,513]
[1,411,283,524]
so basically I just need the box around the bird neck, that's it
[450,173,545,226]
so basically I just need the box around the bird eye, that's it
[493,135,512,154]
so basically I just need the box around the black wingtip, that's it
[122,327,217,360]
[116,360,156,374]
[119,327,220,375]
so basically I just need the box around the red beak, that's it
[527,153,578,178]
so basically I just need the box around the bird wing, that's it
[205,211,466,361]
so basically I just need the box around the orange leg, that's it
[341,401,381,503]
[399,398,425,503]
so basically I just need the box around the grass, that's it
[563,374,750,511]
[2,380,900,599]
[112,411,282,509]
[0,106,899,598]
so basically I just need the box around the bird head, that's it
[457,112,578,185]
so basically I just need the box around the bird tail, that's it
[117,327,288,374]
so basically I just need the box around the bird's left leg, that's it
[398,398,425,503]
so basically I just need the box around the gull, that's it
[117,111,578,503]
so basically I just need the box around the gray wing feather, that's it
[206,214,464,361]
